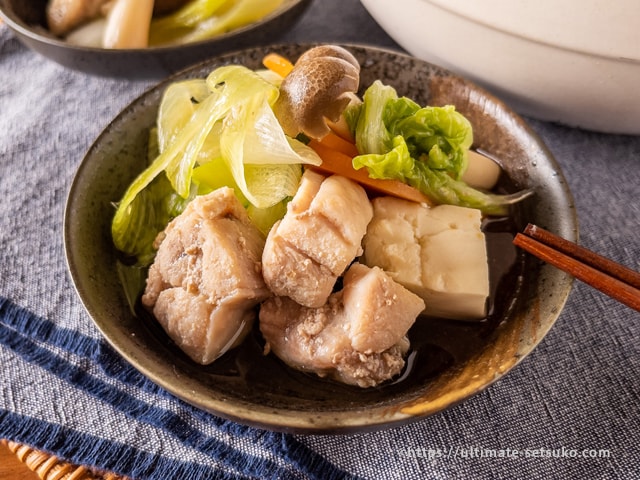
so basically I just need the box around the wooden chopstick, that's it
[513,223,640,312]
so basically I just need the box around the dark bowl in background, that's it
[0,0,312,78]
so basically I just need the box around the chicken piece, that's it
[262,170,373,308]
[46,0,110,36]
[260,263,425,388]
[362,196,490,320]
[142,187,270,365]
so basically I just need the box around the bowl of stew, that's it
[0,0,312,78]
[64,43,577,433]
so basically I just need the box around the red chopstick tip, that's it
[523,223,537,235]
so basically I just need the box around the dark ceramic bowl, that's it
[64,44,577,433]
[0,0,311,78]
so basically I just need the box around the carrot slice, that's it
[262,51,428,205]
[262,53,294,77]
[307,140,433,205]
[325,117,355,142]
[317,131,359,157]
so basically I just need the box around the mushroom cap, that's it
[295,45,360,71]
[274,45,361,140]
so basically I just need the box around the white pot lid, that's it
[426,0,640,61]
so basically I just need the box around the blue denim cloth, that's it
[1,1,639,478]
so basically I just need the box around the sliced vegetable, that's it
[317,131,359,157]
[116,260,148,314]
[65,18,107,48]
[192,157,245,199]
[156,79,211,153]
[353,135,529,216]
[246,199,290,236]
[149,0,228,45]
[150,0,285,46]
[348,80,397,156]
[103,0,154,49]
[347,80,530,215]
[307,140,432,205]
[111,158,193,266]
[193,156,292,235]
[218,87,319,208]
[262,52,294,78]
[112,64,320,263]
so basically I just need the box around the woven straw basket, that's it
[1,439,130,480]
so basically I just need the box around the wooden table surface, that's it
[0,442,39,480]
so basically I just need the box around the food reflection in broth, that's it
[132,206,524,407]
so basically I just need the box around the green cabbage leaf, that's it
[111,65,320,265]
[149,0,284,46]
[347,80,529,215]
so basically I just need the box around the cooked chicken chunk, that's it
[142,187,270,365]
[260,263,425,387]
[262,170,373,308]
[46,0,110,36]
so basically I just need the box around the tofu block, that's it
[361,197,489,320]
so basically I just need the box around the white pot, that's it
[361,0,640,134]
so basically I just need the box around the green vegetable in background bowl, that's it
[47,0,285,49]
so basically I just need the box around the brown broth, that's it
[133,209,525,411]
